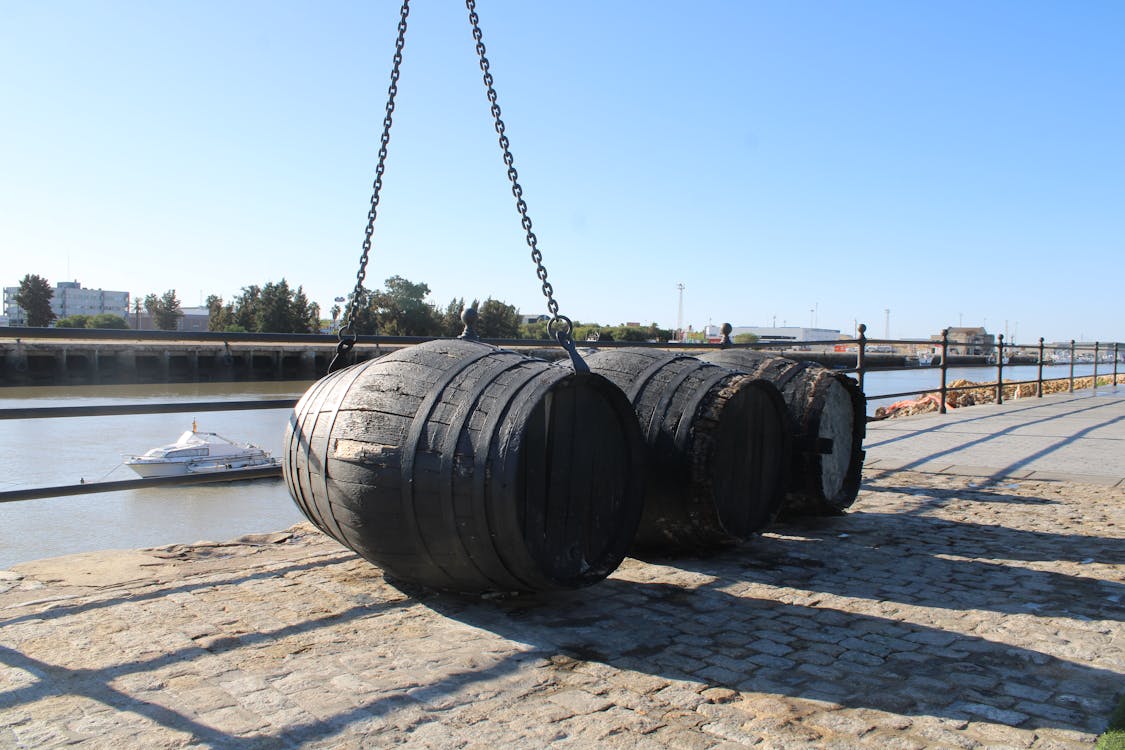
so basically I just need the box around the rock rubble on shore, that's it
[874,374,1124,419]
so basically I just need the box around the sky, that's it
[1,1,1122,344]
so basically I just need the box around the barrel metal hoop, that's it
[471,365,559,590]
[625,353,699,403]
[317,362,375,546]
[400,346,502,587]
[287,372,340,532]
[672,368,740,452]
[437,355,533,589]
[644,360,707,445]
[769,359,815,392]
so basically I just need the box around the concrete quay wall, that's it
[0,340,376,386]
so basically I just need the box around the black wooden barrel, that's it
[584,348,789,553]
[283,338,646,594]
[699,350,865,515]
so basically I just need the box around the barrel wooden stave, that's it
[284,338,645,594]
[585,348,789,553]
[699,350,865,515]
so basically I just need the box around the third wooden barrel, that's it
[700,350,865,515]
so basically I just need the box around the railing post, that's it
[996,334,1004,404]
[1037,337,1045,398]
[1069,340,1076,393]
[1093,342,1099,392]
[856,323,867,393]
[939,328,949,413]
[1115,342,1120,389]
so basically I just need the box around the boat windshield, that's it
[165,447,209,458]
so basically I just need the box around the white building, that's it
[1,288,23,324]
[3,280,130,324]
[700,324,842,344]
[52,281,130,319]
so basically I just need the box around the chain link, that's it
[331,0,410,373]
[465,0,573,341]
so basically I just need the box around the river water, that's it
[860,363,1103,414]
[0,381,311,569]
[0,363,1112,568]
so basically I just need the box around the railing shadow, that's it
[863,394,1116,451]
[0,551,353,629]
[864,400,1125,485]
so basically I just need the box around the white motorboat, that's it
[124,422,280,478]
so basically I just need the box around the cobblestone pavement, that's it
[1,468,1121,749]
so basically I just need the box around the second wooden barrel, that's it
[585,348,789,553]
[284,338,646,594]
[699,350,865,515]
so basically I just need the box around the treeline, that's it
[334,275,674,342]
[206,280,319,333]
[12,272,674,341]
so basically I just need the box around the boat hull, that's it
[124,460,195,478]
[124,457,279,478]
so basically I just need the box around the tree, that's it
[205,294,235,332]
[56,314,91,329]
[360,276,442,336]
[733,333,759,345]
[257,280,297,333]
[233,285,260,332]
[212,280,320,333]
[87,313,128,329]
[439,297,467,337]
[14,274,55,327]
[145,290,183,331]
[476,298,521,339]
[520,318,550,340]
[342,285,376,334]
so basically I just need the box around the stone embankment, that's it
[1,468,1121,748]
[875,374,1125,419]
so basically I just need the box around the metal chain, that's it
[330,0,410,373]
[465,0,573,343]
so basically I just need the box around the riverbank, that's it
[1,466,1120,748]
[874,373,1125,419]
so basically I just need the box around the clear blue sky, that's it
[2,1,1122,343]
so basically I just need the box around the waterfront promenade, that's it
[1,390,1122,748]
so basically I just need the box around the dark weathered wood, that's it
[283,338,645,594]
[700,350,866,515]
[585,348,789,553]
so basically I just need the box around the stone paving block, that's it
[749,638,794,657]
[545,689,613,716]
[948,701,1030,726]
[747,652,797,670]
[860,730,928,750]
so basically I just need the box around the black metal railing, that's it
[840,326,1121,416]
